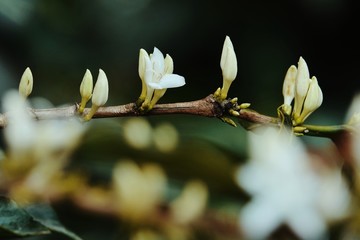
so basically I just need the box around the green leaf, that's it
[0,196,50,237]
[25,203,83,240]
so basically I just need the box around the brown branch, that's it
[0,94,350,141]
[0,95,276,128]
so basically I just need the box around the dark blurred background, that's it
[1,0,359,118]
[1,0,360,239]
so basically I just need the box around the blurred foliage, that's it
[0,0,360,239]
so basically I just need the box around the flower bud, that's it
[220,36,237,99]
[80,69,93,100]
[84,69,109,121]
[293,57,310,120]
[282,65,297,107]
[137,49,150,105]
[19,67,33,98]
[296,76,323,125]
[138,49,148,82]
[79,69,93,113]
[92,69,109,107]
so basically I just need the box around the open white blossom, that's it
[236,127,350,240]
[140,47,185,108]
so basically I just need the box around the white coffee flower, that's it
[139,47,185,109]
[236,127,350,240]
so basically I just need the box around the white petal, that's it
[282,65,297,106]
[287,208,326,240]
[138,49,149,81]
[164,54,174,74]
[240,198,283,239]
[293,57,310,118]
[144,56,153,84]
[148,74,185,89]
[151,47,165,74]
[3,90,36,155]
[220,36,234,69]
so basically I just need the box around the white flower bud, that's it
[220,36,237,99]
[293,57,311,119]
[296,76,323,124]
[80,69,93,102]
[78,69,93,113]
[220,36,237,83]
[19,67,33,98]
[92,69,109,107]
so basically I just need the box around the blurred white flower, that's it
[235,127,350,240]
[112,160,167,222]
[123,118,152,149]
[153,122,179,153]
[170,180,208,224]
[346,93,360,167]
[1,90,86,192]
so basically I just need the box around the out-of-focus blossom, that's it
[1,90,86,200]
[153,122,179,153]
[235,127,350,240]
[112,160,167,222]
[345,93,360,126]
[123,118,153,149]
[346,93,360,167]
[170,180,208,224]
[131,229,163,240]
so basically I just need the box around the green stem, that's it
[300,124,352,138]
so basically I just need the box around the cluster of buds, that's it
[281,57,323,126]
[78,69,109,121]
[18,66,109,122]
[137,47,185,111]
